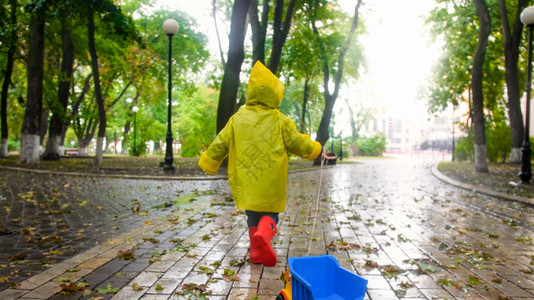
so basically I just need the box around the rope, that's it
[308,154,327,254]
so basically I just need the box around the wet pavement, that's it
[0,157,532,299]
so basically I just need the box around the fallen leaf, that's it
[59,282,85,295]
[117,249,134,260]
[96,283,119,294]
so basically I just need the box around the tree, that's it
[472,0,491,172]
[312,0,363,145]
[280,8,323,134]
[42,5,75,160]
[216,0,250,133]
[426,0,531,167]
[498,0,528,163]
[0,0,18,157]
[20,2,47,163]
[249,0,297,73]
[425,2,476,114]
[87,1,106,166]
[176,86,218,157]
[212,0,227,68]
[344,96,374,156]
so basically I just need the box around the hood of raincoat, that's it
[246,61,285,109]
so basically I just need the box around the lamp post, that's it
[162,19,179,173]
[132,105,138,156]
[520,6,534,184]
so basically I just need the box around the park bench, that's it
[64,148,79,156]
[313,152,338,166]
[325,152,337,165]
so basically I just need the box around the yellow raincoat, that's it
[198,61,322,212]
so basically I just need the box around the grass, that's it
[438,161,534,199]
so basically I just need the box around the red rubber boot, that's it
[251,216,277,267]
[248,227,261,264]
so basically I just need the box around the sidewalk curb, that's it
[431,163,534,206]
[0,165,227,181]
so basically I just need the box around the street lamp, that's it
[132,105,138,156]
[162,18,179,173]
[519,6,534,183]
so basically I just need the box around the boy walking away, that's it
[198,61,323,267]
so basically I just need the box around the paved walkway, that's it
[0,158,533,299]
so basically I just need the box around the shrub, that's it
[454,133,474,161]
[356,134,386,156]
[454,121,512,162]
[486,121,511,162]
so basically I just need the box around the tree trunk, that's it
[39,108,48,145]
[0,0,17,158]
[20,15,46,163]
[88,4,106,166]
[78,144,89,156]
[498,0,527,163]
[49,20,74,159]
[44,17,74,160]
[0,138,7,156]
[64,73,93,143]
[216,0,251,133]
[95,137,104,162]
[472,0,490,173]
[77,132,94,156]
[313,0,362,145]
[212,0,226,68]
[248,0,297,74]
[300,78,310,133]
[248,0,268,65]
[268,0,297,73]
[345,97,358,156]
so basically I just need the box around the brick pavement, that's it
[0,158,533,299]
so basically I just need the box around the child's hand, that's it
[321,147,327,158]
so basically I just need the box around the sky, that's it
[356,1,440,109]
[154,0,442,134]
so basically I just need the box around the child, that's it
[198,61,323,267]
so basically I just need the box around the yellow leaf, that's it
[144,220,150,225]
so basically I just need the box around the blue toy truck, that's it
[277,255,368,300]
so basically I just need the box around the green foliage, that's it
[486,121,511,163]
[175,86,218,157]
[424,0,507,114]
[356,134,386,157]
[324,136,349,159]
[7,139,19,152]
[281,80,323,135]
[1,0,362,159]
[454,130,474,161]
[278,0,363,137]
[454,107,512,163]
